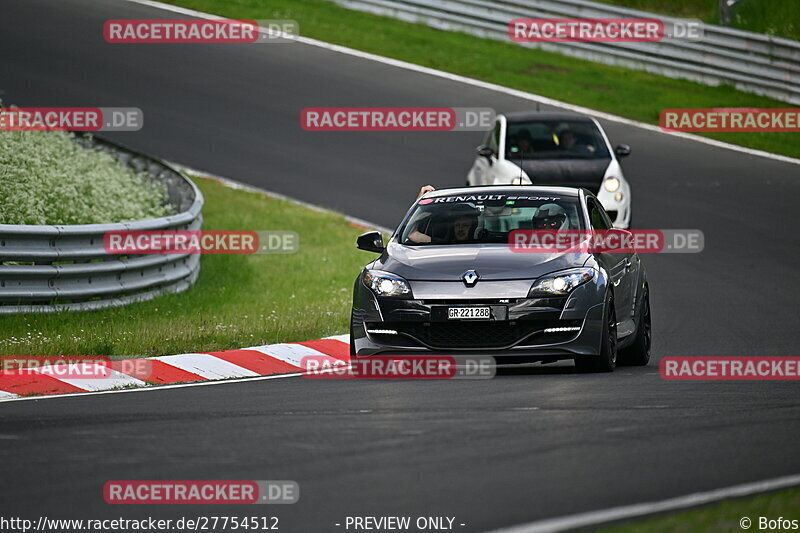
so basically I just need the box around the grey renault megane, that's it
[349,186,650,372]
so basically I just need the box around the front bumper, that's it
[351,276,607,360]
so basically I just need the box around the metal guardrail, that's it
[0,136,203,314]
[334,0,800,105]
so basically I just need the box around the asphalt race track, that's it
[1,1,799,531]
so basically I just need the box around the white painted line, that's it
[249,343,341,369]
[0,337,353,403]
[487,473,800,533]
[152,353,261,379]
[44,365,148,392]
[0,371,303,403]
[124,0,800,167]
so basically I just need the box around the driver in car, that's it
[408,186,481,244]
[532,203,570,230]
[559,128,595,156]
[450,204,480,243]
[407,206,480,244]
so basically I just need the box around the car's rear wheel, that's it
[575,294,617,373]
[618,287,651,366]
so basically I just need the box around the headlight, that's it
[529,268,595,297]
[363,270,412,298]
[603,177,620,192]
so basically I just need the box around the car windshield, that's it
[505,120,610,160]
[400,193,584,246]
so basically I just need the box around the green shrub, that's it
[0,130,174,225]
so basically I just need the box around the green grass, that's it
[595,0,800,40]
[598,486,800,532]
[0,176,374,357]
[594,0,717,20]
[0,130,173,225]
[730,0,800,40]
[163,0,799,160]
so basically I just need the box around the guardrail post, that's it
[719,0,742,26]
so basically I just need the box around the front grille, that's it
[422,322,525,348]
[370,320,579,349]
[421,299,519,305]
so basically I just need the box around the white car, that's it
[467,111,632,228]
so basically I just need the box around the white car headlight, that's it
[603,177,621,192]
[363,270,412,298]
[529,268,595,297]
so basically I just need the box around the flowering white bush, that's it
[0,130,174,225]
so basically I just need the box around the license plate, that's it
[447,307,491,320]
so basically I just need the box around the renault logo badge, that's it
[462,270,479,287]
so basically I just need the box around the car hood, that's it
[375,243,589,281]
[520,158,610,191]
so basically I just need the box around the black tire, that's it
[618,287,651,366]
[349,314,356,357]
[466,180,471,187]
[575,294,617,373]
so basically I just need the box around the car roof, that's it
[422,185,583,198]
[502,111,595,124]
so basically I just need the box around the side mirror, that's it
[614,144,631,158]
[605,228,635,253]
[608,227,632,238]
[356,231,385,253]
[476,145,494,159]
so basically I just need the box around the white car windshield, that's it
[505,120,610,160]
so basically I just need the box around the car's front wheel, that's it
[349,313,356,357]
[575,294,617,373]
[618,286,650,366]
